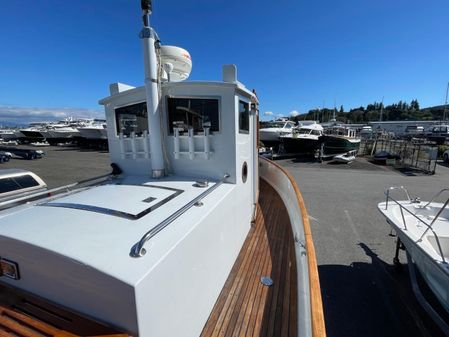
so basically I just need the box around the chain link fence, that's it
[359,139,438,174]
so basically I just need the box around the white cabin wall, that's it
[163,83,237,182]
[102,86,152,176]
[234,94,255,218]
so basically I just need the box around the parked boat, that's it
[360,125,373,139]
[281,122,323,155]
[78,119,108,140]
[333,150,357,163]
[19,122,48,139]
[0,129,22,140]
[259,120,295,147]
[0,2,325,337]
[319,125,361,156]
[378,187,449,335]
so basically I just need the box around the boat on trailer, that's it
[0,2,325,336]
[378,187,449,335]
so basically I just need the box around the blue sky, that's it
[0,0,448,124]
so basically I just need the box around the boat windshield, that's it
[263,122,286,128]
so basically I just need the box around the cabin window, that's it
[239,101,250,134]
[115,102,148,136]
[167,97,219,134]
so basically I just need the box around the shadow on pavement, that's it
[318,243,445,337]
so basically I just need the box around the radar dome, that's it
[160,46,192,82]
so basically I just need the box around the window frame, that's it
[114,101,148,137]
[238,100,250,135]
[165,95,222,135]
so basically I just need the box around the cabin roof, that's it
[0,176,234,285]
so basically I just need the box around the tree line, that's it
[293,100,448,124]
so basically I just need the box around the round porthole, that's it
[242,161,248,183]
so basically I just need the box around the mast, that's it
[443,82,449,122]
[140,0,165,178]
[379,96,384,122]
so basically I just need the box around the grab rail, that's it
[423,188,449,208]
[130,174,230,258]
[385,186,411,210]
[384,189,446,263]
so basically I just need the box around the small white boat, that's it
[30,141,50,147]
[332,150,357,163]
[378,187,449,334]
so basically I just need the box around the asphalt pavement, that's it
[280,157,449,337]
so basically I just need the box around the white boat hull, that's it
[378,199,449,314]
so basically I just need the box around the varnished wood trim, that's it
[260,156,327,337]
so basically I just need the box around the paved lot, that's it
[280,157,449,337]
[0,145,111,188]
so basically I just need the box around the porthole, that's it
[242,161,248,183]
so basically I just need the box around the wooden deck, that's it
[0,283,130,337]
[201,179,297,337]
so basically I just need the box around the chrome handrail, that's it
[423,188,449,208]
[384,189,446,263]
[130,173,230,257]
[385,186,411,210]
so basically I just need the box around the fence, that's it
[359,138,438,174]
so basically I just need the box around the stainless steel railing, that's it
[384,187,447,263]
[130,173,230,258]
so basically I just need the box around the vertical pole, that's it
[140,1,165,178]
[444,82,449,122]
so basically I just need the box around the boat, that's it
[281,122,323,155]
[319,125,361,157]
[0,2,325,336]
[332,150,357,163]
[19,122,48,139]
[0,129,22,141]
[378,187,449,335]
[360,125,373,139]
[78,119,108,140]
[259,120,296,147]
[30,141,50,147]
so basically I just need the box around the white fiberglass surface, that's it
[384,201,449,261]
[0,177,235,283]
[45,184,178,216]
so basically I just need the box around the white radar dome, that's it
[160,45,192,82]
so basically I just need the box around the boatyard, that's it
[1,1,449,336]
[0,145,446,336]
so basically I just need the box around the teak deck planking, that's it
[201,179,297,337]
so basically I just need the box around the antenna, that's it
[444,82,449,122]
[379,96,384,121]
[141,0,152,26]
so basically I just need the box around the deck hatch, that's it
[40,184,183,220]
